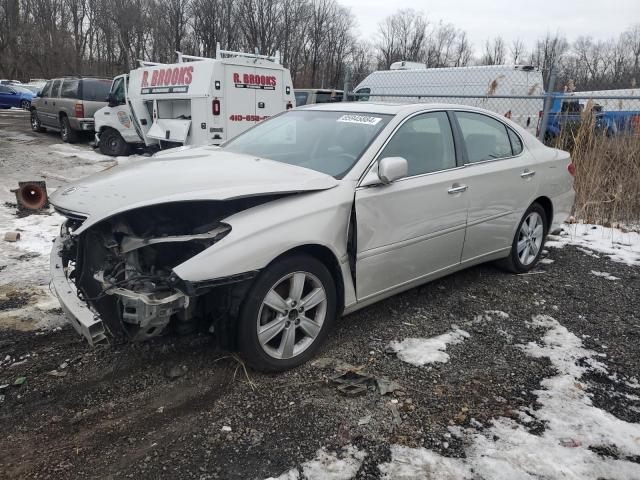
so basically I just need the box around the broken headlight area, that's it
[58,201,246,341]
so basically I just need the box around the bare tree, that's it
[480,36,506,65]
[510,38,525,64]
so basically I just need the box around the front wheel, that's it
[99,128,130,156]
[237,254,337,372]
[20,100,31,110]
[497,203,547,273]
[30,110,45,132]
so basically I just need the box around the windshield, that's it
[223,110,392,178]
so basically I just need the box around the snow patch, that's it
[379,315,640,479]
[539,258,555,264]
[388,328,470,366]
[547,223,640,266]
[0,130,37,142]
[266,445,366,480]
[590,270,620,281]
[2,210,62,256]
[50,143,112,163]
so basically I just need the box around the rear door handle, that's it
[521,169,536,178]
[448,184,468,194]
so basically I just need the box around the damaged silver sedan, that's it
[50,103,575,371]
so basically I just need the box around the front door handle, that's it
[448,184,468,194]
[521,169,536,178]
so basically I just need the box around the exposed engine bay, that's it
[57,198,278,342]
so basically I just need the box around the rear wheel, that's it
[60,115,78,143]
[497,203,547,273]
[237,254,337,372]
[30,110,45,132]
[20,100,31,110]
[99,128,130,156]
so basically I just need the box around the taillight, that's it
[286,101,293,110]
[75,102,84,118]
[567,163,576,177]
[212,99,220,116]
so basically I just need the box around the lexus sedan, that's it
[50,103,575,371]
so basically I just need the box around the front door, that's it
[40,79,62,126]
[453,111,539,262]
[0,85,17,108]
[355,111,468,301]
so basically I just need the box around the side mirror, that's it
[378,156,408,184]
[107,93,117,107]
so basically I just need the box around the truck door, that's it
[224,64,256,141]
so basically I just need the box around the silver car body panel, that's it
[49,102,575,343]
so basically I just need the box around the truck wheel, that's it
[30,110,45,132]
[60,116,78,143]
[99,128,130,156]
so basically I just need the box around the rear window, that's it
[315,92,342,103]
[81,79,111,101]
[295,91,309,106]
[60,79,79,99]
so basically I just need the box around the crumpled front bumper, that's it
[50,235,107,345]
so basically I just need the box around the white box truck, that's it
[353,64,544,133]
[94,45,296,156]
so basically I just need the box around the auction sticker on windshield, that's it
[337,114,382,125]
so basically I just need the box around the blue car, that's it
[0,84,35,109]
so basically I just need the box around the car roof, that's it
[299,101,506,116]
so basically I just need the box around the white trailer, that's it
[95,45,296,156]
[353,64,544,133]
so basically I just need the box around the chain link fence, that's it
[341,63,640,224]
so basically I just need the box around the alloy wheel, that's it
[257,271,327,360]
[517,211,544,265]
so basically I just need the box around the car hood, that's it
[50,147,339,234]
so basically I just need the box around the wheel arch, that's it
[532,196,553,232]
[272,244,345,315]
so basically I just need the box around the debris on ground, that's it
[3,232,20,242]
[164,363,187,380]
[13,376,26,386]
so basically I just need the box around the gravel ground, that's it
[0,110,639,479]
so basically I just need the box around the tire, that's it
[30,110,45,132]
[497,203,548,273]
[237,254,337,372]
[60,115,78,143]
[20,100,31,110]
[99,128,130,156]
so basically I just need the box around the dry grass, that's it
[551,107,640,226]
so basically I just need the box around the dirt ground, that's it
[0,109,639,479]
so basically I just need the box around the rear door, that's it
[453,111,539,262]
[224,64,256,141]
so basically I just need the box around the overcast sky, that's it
[340,0,640,52]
